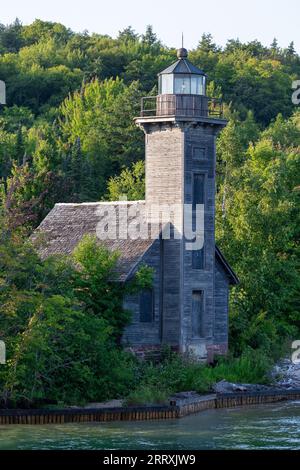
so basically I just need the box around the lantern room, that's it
[158,48,206,96]
[139,49,223,119]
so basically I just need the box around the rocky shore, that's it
[213,359,300,394]
[270,358,300,389]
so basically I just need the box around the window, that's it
[192,247,204,270]
[193,147,206,160]
[191,76,205,95]
[159,74,206,96]
[192,291,205,338]
[160,74,174,94]
[193,174,205,210]
[140,289,154,323]
[174,75,191,94]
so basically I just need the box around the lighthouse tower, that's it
[135,48,231,360]
[33,49,238,363]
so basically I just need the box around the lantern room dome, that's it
[177,47,188,59]
[158,49,206,96]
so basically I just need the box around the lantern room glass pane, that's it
[160,74,173,94]
[174,74,191,94]
[191,76,205,95]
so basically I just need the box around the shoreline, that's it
[1,388,300,425]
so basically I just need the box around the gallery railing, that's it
[140,95,223,119]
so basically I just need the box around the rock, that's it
[84,400,123,409]
[213,380,235,393]
[170,391,199,401]
[213,380,250,393]
[232,385,248,392]
[270,358,300,389]
[213,358,300,396]
[213,380,276,394]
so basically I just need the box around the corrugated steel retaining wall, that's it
[1,389,300,425]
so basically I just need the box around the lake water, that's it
[0,401,300,450]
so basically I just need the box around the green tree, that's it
[59,78,143,200]
[107,160,145,201]
[216,112,300,355]
[198,33,220,53]
[142,25,158,46]
[118,26,139,44]
[0,18,23,53]
[0,229,136,406]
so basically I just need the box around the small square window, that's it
[193,147,206,160]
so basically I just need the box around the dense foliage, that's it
[0,19,299,405]
[0,231,151,406]
[216,111,300,355]
[125,347,273,405]
[107,160,145,201]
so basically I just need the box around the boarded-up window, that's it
[193,147,206,160]
[193,174,205,210]
[192,291,205,338]
[192,247,204,270]
[140,289,154,323]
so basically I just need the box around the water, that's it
[0,401,300,450]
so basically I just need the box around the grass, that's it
[125,348,273,406]
[124,385,170,407]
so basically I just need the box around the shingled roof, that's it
[32,201,238,285]
[158,58,206,76]
[32,201,158,282]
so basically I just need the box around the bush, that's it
[125,348,273,404]
[0,231,137,407]
[1,293,137,407]
[125,385,170,406]
[187,349,273,393]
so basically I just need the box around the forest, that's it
[0,19,299,407]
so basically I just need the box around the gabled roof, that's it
[32,201,238,285]
[159,58,206,76]
[31,201,158,282]
[216,246,239,285]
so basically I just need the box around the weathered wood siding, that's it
[214,259,229,346]
[122,239,161,347]
[145,124,184,207]
[144,124,184,346]
[133,118,229,359]
[181,124,218,358]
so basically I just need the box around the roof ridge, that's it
[183,58,192,73]
[158,57,205,76]
[55,200,146,207]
